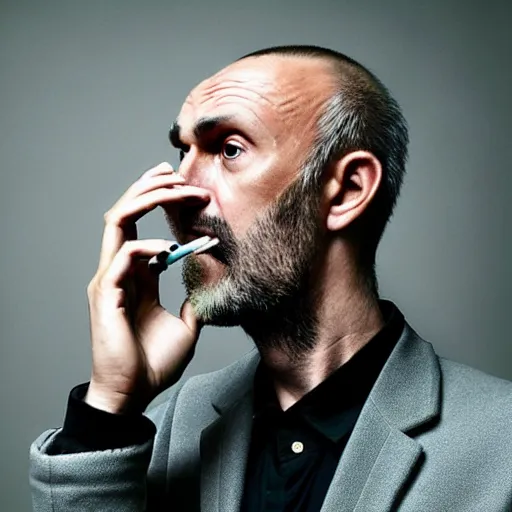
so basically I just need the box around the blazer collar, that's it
[320,320,441,511]
[369,321,441,432]
[202,318,442,512]
[210,319,441,433]
[210,348,260,414]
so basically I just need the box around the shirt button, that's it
[291,441,304,453]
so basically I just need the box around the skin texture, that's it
[85,164,210,413]
[167,56,385,409]
[172,58,332,234]
[84,55,386,414]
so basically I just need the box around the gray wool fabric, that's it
[29,322,512,511]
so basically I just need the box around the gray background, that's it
[1,0,511,510]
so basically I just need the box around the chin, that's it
[183,254,228,301]
[188,287,241,327]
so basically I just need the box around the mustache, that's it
[181,213,239,264]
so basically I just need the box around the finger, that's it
[112,186,210,225]
[125,259,162,314]
[180,300,203,334]
[131,259,161,297]
[96,164,182,273]
[138,162,177,181]
[102,239,177,289]
[97,223,127,276]
[125,173,189,200]
[98,186,210,273]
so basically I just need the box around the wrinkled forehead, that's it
[177,56,336,140]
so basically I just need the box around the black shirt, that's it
[240,300,404,511]
[49,300,404,511]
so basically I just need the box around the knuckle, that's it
[86,280,94,296]
[95,274,114,293]
[130,180,143,193]
[103,203,125,224]
[142,162,171,178]
[157,161,172,172]
[104,209,123,227]
[87,277,99,297]
[103,210,114,224]
[120,240,137,256]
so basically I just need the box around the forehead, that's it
[177,56,335,136]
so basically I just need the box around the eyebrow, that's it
[169,115,235,149]
[169,121,182,149]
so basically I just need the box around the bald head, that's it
[239,46,408,292]
[171,46,408,297]
[178,54,338,177]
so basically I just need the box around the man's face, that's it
[166,56,335,327]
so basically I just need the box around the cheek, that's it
[196,150,299,238]
[216,189,263,236]
[211,154,284,235]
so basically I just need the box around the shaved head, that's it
[237,46,409,294]
[168,46,407,350]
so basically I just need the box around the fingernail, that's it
[149,260,168,273]
[156,250,170,263]
[148,252,169,273]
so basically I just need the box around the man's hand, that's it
[85,162,210,414]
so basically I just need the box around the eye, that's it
[222,141,243,160]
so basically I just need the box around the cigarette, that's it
[148,236,220,270]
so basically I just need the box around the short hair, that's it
[239,45,409,296]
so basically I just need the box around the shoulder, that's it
[437,356,512,429]
[145,347,260,426]
[439,356,512,400]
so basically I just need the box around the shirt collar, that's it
[252,300,405,443]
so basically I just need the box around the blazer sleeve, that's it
[29,385,182,512]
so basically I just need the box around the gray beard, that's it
[182,176,324,358]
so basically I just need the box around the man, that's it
[30,46,512,511]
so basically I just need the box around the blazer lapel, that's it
[320,400,423,512]
[199,350,260,512]
[200,392,254,512]
[182,321,440,512]
[321,322,441,512]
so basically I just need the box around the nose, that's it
[178,151,221,215]
[178,150,215,193]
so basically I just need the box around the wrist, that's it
[85,381,147,414]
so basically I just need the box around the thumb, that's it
[180,300,204,336]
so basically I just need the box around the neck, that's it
[242,251,384,411]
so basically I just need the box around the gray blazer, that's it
[30,321,512,511]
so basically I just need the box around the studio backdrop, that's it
[1,1,510,511]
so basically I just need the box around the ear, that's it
[324,150,382,232]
